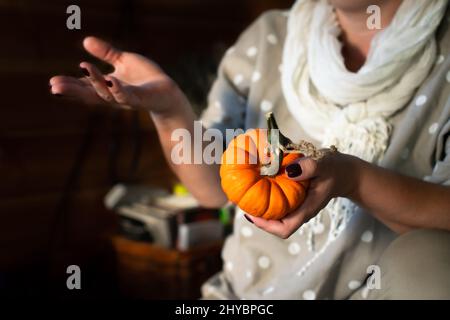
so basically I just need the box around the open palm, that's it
[50,36,181,112]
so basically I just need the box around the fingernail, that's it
[54,93,63,97]
[244,214,254,224]
[286,163,302,178]
[80,67,90,77]
[105,80,113,87]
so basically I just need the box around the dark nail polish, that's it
[54,93,63,97]
[244,214,254,224]
[286,163,302,178]
[105,80,113,87]
[80,67,90,77]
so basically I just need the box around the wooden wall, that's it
[0,0,293,298]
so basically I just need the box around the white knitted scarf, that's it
[281,0,447,272]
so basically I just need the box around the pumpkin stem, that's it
[260,112,292,176]
[262,113,338,172]
[266,112,291,147]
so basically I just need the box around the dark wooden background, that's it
[0,0,293,298]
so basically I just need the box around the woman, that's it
[50,0,450,299]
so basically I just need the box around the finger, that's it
[249,215,294,239]
[104,75,139,108]
[50,80,106,105]
[281,186,327,227]
[285,157,319,181]
[79,62,116,103]
[50,75,90,87]
[83,36,122,65]
[250,184,329,239]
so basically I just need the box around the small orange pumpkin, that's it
[220,129,309,220]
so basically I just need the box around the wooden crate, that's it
[111,235,223,299]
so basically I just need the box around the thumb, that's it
[83,36,122,65]
[285,157,318,181]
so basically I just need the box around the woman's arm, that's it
[50,36,227,208]
[150,98,227,208]
[248,152,450,238]
[349,155,450,233]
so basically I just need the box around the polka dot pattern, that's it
[260,100,273,112]
[288,242,301,255]
[361,230,373,243]
[303,290,316,300]
[197,7,450,302]
[267,34,278,45]
[348,280,361,290]
[258,256,271,269]
[313,223,325,234]
[233,74,244,86]
[252,71,261,83]
[361,286,370,299]
[241,226,253,238]
[202,14,450,301]
[428,122,439,134]
[263,286,274,295]
[415,95,427,106]
[446,70,450,83]
[246,46,258,58]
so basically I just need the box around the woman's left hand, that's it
[247,152,360,239]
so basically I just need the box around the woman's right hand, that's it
[50,37,228,209]
[49,36,187,114]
